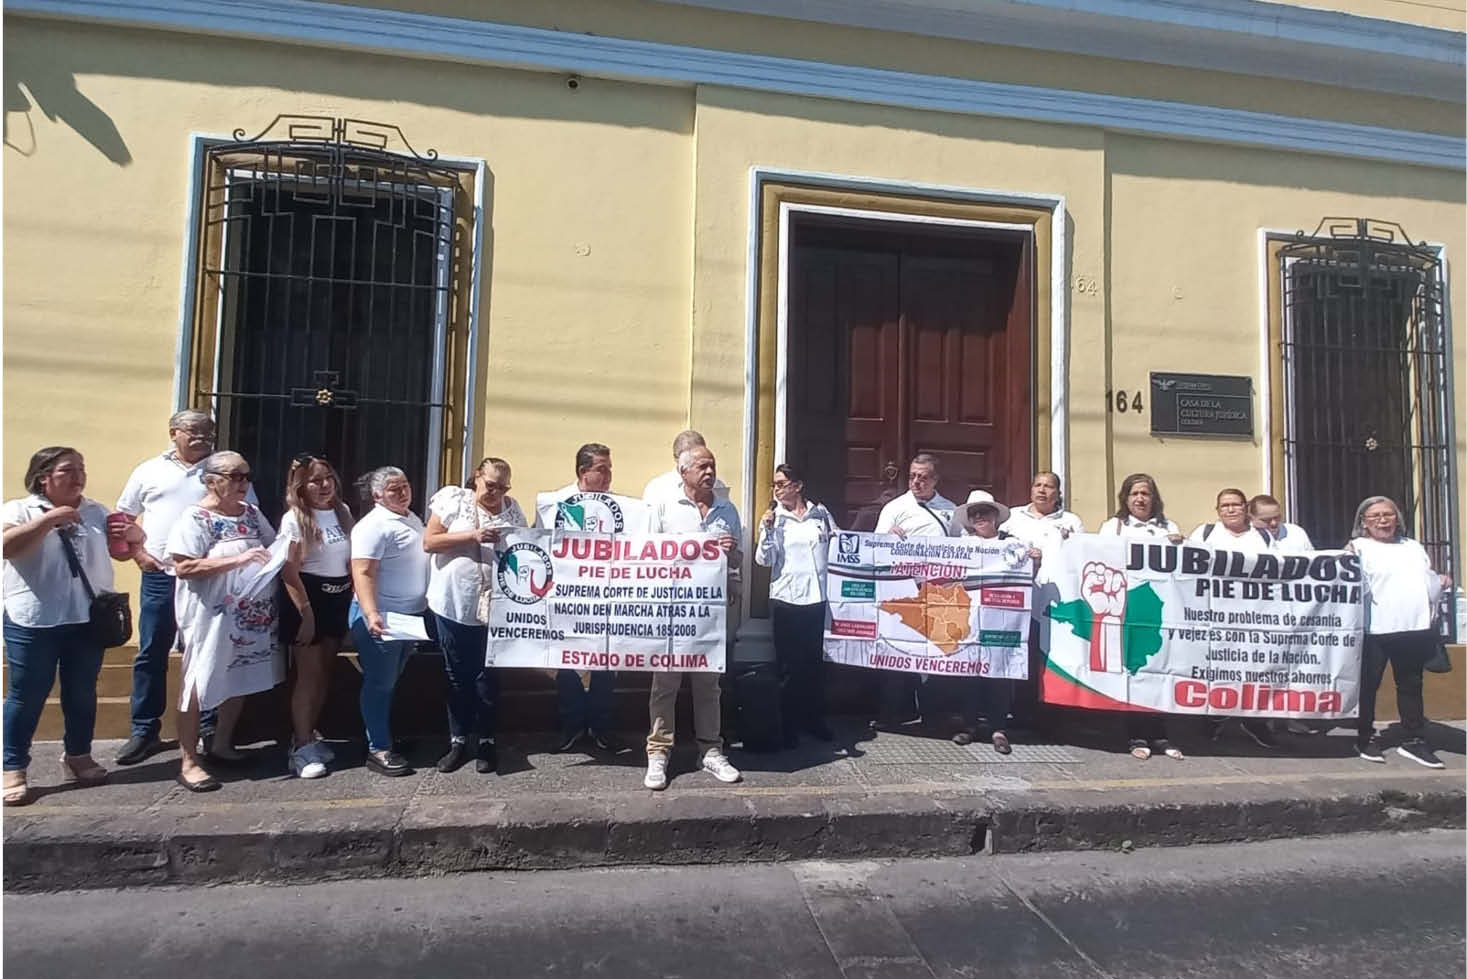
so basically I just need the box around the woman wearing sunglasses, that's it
[278,454,355,779]
[167,451,289,791]
[423,457,528,775]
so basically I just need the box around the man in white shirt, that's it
[549,443,622,755]
[641,429,729,506]
[642,445,742,790]
[870,453,955,729]
[1248,494,1315,553]
[113,410,244,765]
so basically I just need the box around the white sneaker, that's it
[644,753,669,791]
[701,749,742,783]
[290,742,328,780]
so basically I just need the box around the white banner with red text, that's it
[1041,534,1363,718]
[485,530,727,672]
[823,531,1034,678]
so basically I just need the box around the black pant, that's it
[434,614,496,742]
[771,600,826,733]
[1126,711,1169,744]
[963,677,1014,733]
[1358,629,1432,747]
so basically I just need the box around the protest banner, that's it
[534,490,651,535]
[1042,535,1363,718]
[486,529,727,672]
[823,531,1034,678]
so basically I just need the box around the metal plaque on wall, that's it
[1149,372,1253,437]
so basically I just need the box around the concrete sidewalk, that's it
[5,716,1463,891]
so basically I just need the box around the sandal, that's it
[992,731,1013,755]
[1128,740,1152,760]
[61,754,109,785]
[1154,740,1185,760]
[3,770,32,806]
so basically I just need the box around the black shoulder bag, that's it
[57,527,133,648]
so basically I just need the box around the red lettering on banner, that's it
[980,588,1026,609]
[1174,681,1337,714]
[702,540,721,560]
[680,539,702,561]
[830,619,877,639]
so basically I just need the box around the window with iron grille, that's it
[182,116,478,519]
[1279,218,1458,637]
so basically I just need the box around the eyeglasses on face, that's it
[483,481,510,492]
[210,471,251,484]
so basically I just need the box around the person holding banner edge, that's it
[1098,473,1184,761]
[644,445,742,789]
[1348,496,1452,768]
[548,443,623,755]
[951,490,1041,754]
[424,457,528,775]
[1000,471,1084,732]
[870,453,957,732]
[349,467,432,778]
[756,462,837,747]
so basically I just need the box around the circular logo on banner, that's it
[497,542,555,604]
[554,493,625,533]
[1000,539,1030,569]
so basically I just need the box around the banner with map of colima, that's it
[823,532,1034,677]
[1042,535,1363,718]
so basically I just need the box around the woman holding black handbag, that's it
[2,446,144,805]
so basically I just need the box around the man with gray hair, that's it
[641,429,730,506]
[642,444,742,789]
[113,410,254,765]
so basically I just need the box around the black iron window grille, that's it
[184,116,476,519]
[1280,218,1457,636]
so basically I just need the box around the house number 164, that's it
[1106,389,1143,413]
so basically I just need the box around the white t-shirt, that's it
[1001,505,1084,583]
[426,485,528,625]
[642,470,730,506]
[874,491,956,538]
[1187,522,1275,555]
[278,508,351,578]
[1270,523,1315,554]
[350,504,429,614]
[1098,515,1181,539]
[1352,536,1444,635]
[755,502,837,606]
[2,496,115,628]
[116,451,258,565]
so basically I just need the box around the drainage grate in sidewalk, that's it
[857,737,1081,764]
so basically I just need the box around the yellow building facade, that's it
[5,0,1464,647]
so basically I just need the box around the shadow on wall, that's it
[3,40,132,164]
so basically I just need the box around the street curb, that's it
[4,780,1462,891]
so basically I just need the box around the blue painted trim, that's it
[10,0,1465,169]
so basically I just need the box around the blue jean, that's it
[4,617,106,770]
[434,613,497,741]
[348,601,419,753]
[132,570,214,738]
[556,669,615,738]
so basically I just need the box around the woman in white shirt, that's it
[2,447,143,805]
[1099,473,1184,761]
[755,463,837,745]
[1348,495,1452,768]
[168,451,285,792]
[349,467,431,777]
[423,457,528,776]
[278,454,355,780]
[1189,487,1279,749]
[1001,471,1084,732]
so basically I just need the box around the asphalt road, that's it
[5,831,1462,978]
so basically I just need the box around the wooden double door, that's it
[785,218,1033,530]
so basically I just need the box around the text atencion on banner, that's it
[1041,535,1363,718]
[823,531,1034,677]
[486,530,727,672]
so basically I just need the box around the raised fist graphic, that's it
[1080,561,1127,673]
